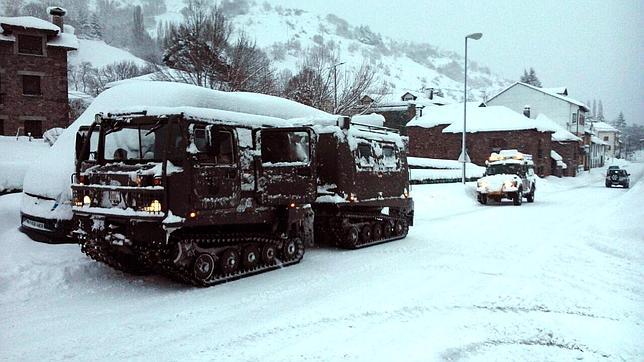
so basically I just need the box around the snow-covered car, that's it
[605,168,630,188]
[20,81,334,242]
[476,150,536,206]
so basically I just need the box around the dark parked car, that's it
[605,168,630,188]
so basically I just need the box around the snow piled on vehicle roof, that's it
[23,81,331,200]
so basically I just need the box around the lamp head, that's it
[466,32,483,40]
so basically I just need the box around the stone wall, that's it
[552,141,581,177]
[407,125,554,176]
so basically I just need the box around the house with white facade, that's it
[590,121,621,159]
[486,82,590,136]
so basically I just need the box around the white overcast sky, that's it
[268,0,643,125]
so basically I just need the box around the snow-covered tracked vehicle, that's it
[72,110,316,286]
[71,109,413,286]
[312,120,414,248]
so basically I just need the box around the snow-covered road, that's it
[1,163,643,361]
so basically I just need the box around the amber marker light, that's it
[189,211,197,218]
[289,202,296,208]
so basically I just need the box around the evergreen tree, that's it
[592,99,597,118]
[597,100,605,121]
[613,111,626,130]
[519,67,542,87]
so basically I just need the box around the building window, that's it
[608,146,611,150]
[0,119,4,136]
[22,75,42,96]
[24,120,43,138]
[17,34,44,55]
[603,136,609,141]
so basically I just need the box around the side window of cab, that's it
[189,124,236,165]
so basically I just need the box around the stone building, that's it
[406,104,555,176]
[0,8,78,137]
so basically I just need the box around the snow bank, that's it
[408,156,485,184]
[23,82,331,203]
[0,137,50,193]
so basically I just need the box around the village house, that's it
[486,82,589,136]
[354,88,449,133]
[0,8,78,137]
[590,121,621,159]
[406,103,555,176]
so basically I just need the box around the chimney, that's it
[48,6,66,33]
[523,105,531,118]
[429,88,434,100]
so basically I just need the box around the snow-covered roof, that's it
[23,81,332,199]
[406,102,483,128]
[0,16,78,49]
[591,135,609,146]
[0,16,61,33]
[541,87,567,96]
[535,114,581,142]
[488,82,589,111]
[47,32,78,49]
[443,106,556,134]
[409,104,554,134]
[368,89,450,108]
[591,121,619,133]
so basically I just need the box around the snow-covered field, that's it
[1,162,642,361]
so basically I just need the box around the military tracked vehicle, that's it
[312,120,414,249]
[71,109,413,286]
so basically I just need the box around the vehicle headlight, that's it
[83,195,92,206]
[144,199,162,213]
[503,180,517,188]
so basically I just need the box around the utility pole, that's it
[462,33,482,184]
[332,62,345,113]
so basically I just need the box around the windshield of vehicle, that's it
[103,121,181,163]
[486,163,522,176]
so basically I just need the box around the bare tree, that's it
[226,32,275,93]
[283,46,381,114]
[159,1,232,89]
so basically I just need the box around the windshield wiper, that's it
[144,120,164,136]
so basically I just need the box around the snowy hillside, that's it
[143,0,508,102]
[69,38,148,68]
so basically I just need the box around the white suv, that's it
[476,151,536,206]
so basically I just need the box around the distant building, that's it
[590,121,620,159]
[0,8,78,137]
[354,88,450,133]
[406,104,555,176]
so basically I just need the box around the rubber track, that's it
[331,213,409,249]
[81,232,304,287]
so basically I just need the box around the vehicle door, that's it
[189,123,241,211]
[256,127,316,206]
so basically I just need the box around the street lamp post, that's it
[332,62,345,114]
[462,32,482,184]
